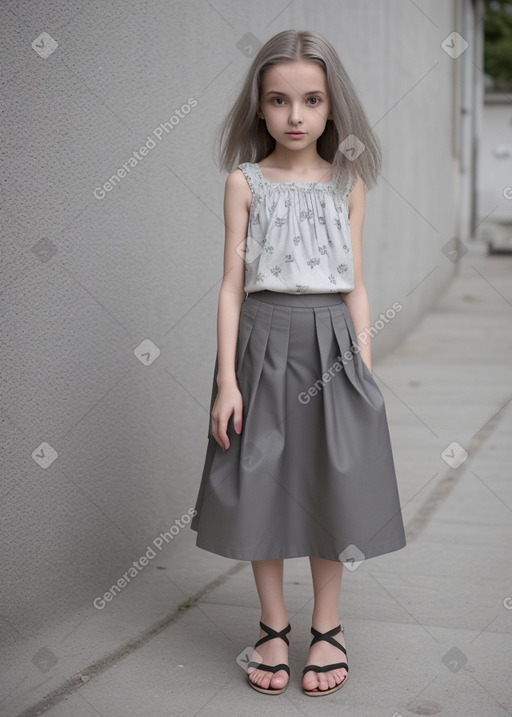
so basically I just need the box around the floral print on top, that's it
[238,162,356,295]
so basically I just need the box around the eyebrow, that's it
[265,90,326,96]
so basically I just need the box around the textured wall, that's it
[1,0,472,640]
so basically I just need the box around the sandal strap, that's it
[248,661,290,676]
[309,624,347,656]
[254,621,291,648]
[302,661,348,676]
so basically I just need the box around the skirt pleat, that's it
[190,291,407,562]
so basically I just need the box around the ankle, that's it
[260,612,289,630]
[311,612,341,632]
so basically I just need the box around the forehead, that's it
[261,61,328,94]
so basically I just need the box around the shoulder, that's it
[225,166,252,211]
[226,166,250,189]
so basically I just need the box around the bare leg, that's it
[247,559,290,691]
[302,556,348,693]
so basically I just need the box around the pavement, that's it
[4,241,512,717]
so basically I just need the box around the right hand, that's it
[210,383,243,451]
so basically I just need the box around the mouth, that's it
[286,132,306,137]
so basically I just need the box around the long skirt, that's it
[190,290,407,563]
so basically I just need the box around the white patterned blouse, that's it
[238,162,356,295]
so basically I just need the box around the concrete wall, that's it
[1,0,477,645]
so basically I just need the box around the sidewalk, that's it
[7,243,512,717]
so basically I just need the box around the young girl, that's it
[190,29,406,697]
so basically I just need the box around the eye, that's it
[269,97,321,106]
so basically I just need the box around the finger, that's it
[210,416,223,450]
[233,406,243,435]
[210,416,218,442]
[216,417,230,451]
[211,429,228,451]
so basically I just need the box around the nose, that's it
[289,102,303,125]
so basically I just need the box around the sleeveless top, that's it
[238,162,356,295]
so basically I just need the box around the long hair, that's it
[214,30,382,197]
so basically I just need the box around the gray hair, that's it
[214,29,382,196]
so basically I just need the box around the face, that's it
[257,60,332,148]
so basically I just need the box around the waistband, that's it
[245,290,346,308]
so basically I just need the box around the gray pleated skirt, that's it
[190,290,407,562]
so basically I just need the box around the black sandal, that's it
[302,623,349,696]
[247,621,291,695]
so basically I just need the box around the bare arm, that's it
[342,175,372,373]
[210,169,251,450]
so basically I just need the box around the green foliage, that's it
[484,0,512,84]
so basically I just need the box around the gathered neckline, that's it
[255,162,334,187]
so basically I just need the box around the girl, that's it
[190,29,406,697]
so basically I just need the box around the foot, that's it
[247,624,290,692]
[302,625,348,693]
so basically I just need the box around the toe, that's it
[303,670,320,691]
[259,672,271,689]
[247,666,256,680]
[336,668,348,684]
[272,670,288,688]
[318,673,330,691]
[249,668,288,691]
[248,668,264,687]
[322,668,347,690]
